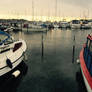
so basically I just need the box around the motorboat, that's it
[0,31,27,77]
[0,25,7,31]
[23,23,48,32]
[4,27,14,33]
[53,24,59,28]
[80,33,92,92]
[70,20,81,29]
[59,21,70,28]
[80,20,91,29]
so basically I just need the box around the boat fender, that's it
[76,59,80,64]
[6,59,13,68]
[12,70,20,78]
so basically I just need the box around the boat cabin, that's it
[84,34,92,76]
[71,20,80,24]
[82,20,89,24]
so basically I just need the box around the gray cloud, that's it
[62,0,92,8]
[0,0,92,18]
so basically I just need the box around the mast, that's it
[55,0,57,21]
[32,0,34,21]
[55,0,57,17]
[59,0,60,18]
[62,0,64,21]
[88,9,89,19]
[48,0,50,21]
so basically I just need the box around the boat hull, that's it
[0,39,27,77]
[80,49,92,92]
[80,66,92,92]
[71,24,81,29]
[0,54,24,76]
[22,28,48,32]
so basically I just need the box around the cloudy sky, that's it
[0,0,92,20]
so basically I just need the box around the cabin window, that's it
[90,41,92,52]
[87,39,90,48]
[85,39,92,76]
[90,63,92,76]
[72,20,80,24]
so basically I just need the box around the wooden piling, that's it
[41,32,44,61]
[20,23,22,32]
[72,35,75,63]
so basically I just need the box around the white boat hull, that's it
[59,22,70,28]
[0,40,27,76]
[0,55,23,76]
[23,28,48,32]
[81,24,91,29]
[71,24,81,29]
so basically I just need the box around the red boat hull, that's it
[80,48,92,90]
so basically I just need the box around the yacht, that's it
[70,20,81,29]
[81,20,91,29]
[59,21,70,28]
[0,31,27,77]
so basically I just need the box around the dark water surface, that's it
[8,29,92,92]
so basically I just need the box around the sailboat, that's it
[27,1,48,32]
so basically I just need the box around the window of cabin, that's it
[87,39,90,48]
[84,39,90,63]
[90,41,92,52]
[86,39,92,76]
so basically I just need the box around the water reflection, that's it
[76,69,87,92]
[0,62,28,92]
[8,29,92,92]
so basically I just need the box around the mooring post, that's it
[21,22,22,32]
[27,24,28,32]
[41,32,44,61]
[72,35,75,63]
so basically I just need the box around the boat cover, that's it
[0,30,10,45]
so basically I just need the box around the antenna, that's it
[88,9,89,19]
[48,1,50,21]
[80,9,81,19]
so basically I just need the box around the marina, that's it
[0,0,92,92]
[0,28,91,92]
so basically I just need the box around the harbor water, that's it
[2,29,92,92]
